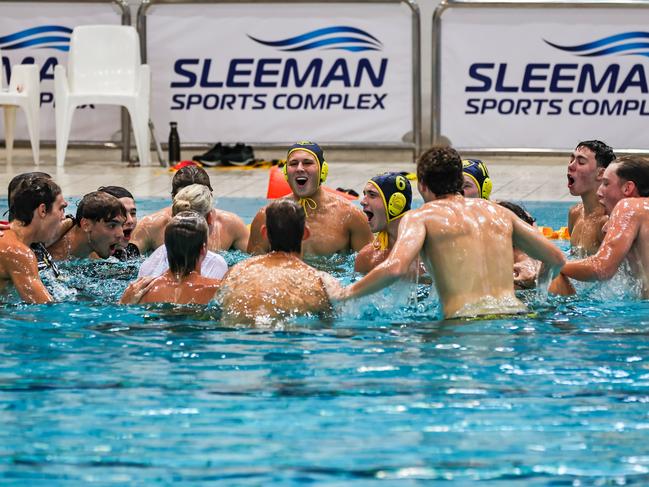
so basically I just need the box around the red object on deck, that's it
[266,166,357,200]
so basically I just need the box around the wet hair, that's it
[11,176,61,225]
[576,140,616,168]
[7,171,52,221]
[416,146,463,196]
[98,185,134,200]
[75,191,126,225]
[171,165,213,198]
[172,184,213,217]
[498,201,536,226]
[613,156,649,197]
[266,199,305,253]
[165,211,208,277]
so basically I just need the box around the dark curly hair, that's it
[416,146,463,196]
[576,140,616,168]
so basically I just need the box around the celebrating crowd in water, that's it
[2,139,648,323]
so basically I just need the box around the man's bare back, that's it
[340,195,565,319]
[217,252,339,325]
[131,207,249,254]
[248,192,371,256]
[122,271,220,305]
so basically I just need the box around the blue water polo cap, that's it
[285,141,328,184]
[368,172,412,222]
[462,159,492,199]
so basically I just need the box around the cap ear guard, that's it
[387,192,407,217]
[319,160,328,184]
[481,175,493,199]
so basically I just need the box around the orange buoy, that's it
[266,166,292,199]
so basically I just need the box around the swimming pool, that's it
[2,199,648,484]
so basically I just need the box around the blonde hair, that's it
[172,184,213,217]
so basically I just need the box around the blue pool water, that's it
[2,199,648,485]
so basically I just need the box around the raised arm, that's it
[130,215,157,255]
[225,213,250,252]
[5,249,53,304]
[246,207,270,255]
[562,199,639,281]
[338,211,425,300]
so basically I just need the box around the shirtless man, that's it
[98,186,140,260]
[559,156,649,295]
[219,200,341,324]
[355,172,413,273]
[0,176,67,303]
[121,211,221,305]
[566,140,616,255]
[247,141,372,256]
[130,164,248,254]
[334,146,566,319]
[48,191,126,260]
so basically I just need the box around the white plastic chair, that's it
[55,25,150,167]
[0,48,40,165]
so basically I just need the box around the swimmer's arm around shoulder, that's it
[562,201,638,281]
[5,248,53,304]
[338,212,425,300]
[120,277,156,304]
[247,208,269,255]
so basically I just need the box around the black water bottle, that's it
[168,122,181,164]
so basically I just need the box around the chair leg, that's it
[56,103,75,167]
[23,101,40,166]
[126,106,150,166]
[3,105,16,165]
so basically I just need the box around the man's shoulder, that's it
[569,203,584,216]
[139,207,172,225]
[213,208,245,226]
[617,197,649,214]
[0,236,35,265]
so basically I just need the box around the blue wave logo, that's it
[0,25,72,52]
[248,26,382,52]
[545,32,649,58]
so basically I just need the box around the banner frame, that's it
[432,0,649,155]
[137,0,422,156]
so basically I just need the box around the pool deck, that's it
[0,146,578,203]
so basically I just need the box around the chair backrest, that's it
[68,25,141,94]
[0,47,4,90]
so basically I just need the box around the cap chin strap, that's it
[298,197,317,216]
[373,230,389,251]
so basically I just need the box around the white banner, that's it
[146,3,414,144]
[0,2,122,142]
[439,8,649,150]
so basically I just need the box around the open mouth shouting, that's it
[295,176,309,188]
[122,227,133,241]
[567,174,575,190]
[363,208,374,223]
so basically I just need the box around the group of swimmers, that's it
[1,139,647,322]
